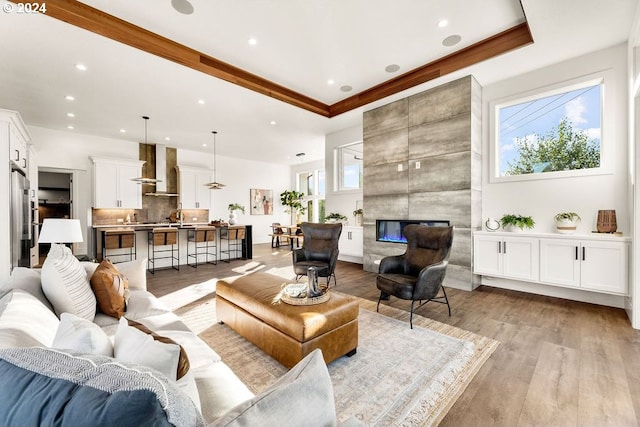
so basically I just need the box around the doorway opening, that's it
[38,171,73,262]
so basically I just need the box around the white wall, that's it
[482,44,629,234]
[325,125,364,226]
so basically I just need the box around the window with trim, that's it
[334,142,363,191]
[297,169,325,222]
[492,77,603,182]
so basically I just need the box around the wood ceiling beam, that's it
[31,1,533,118]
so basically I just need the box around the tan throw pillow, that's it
[126,318,191,381]
[90,259,129,319]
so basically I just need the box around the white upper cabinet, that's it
[177,166,212,209]
[9,121,28,173]
[91,157,144,209]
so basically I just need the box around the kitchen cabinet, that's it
[473,233,539,282]
[91,157,144,209]
[9,125,28,173]
[540,238,628,294]
[177,166,212,209]
[339,226,363,259]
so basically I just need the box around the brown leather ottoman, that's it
[216,272,358,368]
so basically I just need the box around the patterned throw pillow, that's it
[41,244,96,321]
[90,259,129,319]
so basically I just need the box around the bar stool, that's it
[187,226,217,268]
[147,227,179,274]
[220,225,245,262]
[102,229,136,262]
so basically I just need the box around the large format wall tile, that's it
[409,190,472,228]
[363,194,408,220]
[409,152,471,193]
[363,99,408,139]
[364,163,409,196]
[364,128,408,167]
[408,77,471,127]
[409,114,471,159]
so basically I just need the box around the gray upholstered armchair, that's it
[376,225,454,328]
[292,222,342,286]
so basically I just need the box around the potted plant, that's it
[554,212,580,234]
[500,214,535,232]
[227,203,245,225]
[280,190,306,225]
[325,212,348,224]
[353,208,363,226]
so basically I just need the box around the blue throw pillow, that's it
[0,347,204,427]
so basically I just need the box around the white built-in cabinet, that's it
[90,157,144,209]
[473,231,629,296]
[177,166,212,209]
[339,226,363,260]
[473,234,539,282]
[9,122,28,173]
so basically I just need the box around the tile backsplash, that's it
[92,208,209,225]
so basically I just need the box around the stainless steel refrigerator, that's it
[10,166,31,268]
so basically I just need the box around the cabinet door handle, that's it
[22,158,27,169]
[497,241,501,253]
[14,149,19,161]
[575,246,579,260]
[503,241,507,254]
[582,246,586,261]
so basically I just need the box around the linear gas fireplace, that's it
[376,219,450,244]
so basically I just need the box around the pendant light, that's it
[205,130,225,189]
[132,115,162,185]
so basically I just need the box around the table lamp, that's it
[39,218,84,250]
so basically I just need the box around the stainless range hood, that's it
[135,144,179,197]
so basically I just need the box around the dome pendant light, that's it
[205,131,225,189]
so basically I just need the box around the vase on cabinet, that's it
[229,211,237,225]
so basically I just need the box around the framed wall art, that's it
[250,188,273,215]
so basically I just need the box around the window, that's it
[492,77,604,182]
[296,169,325,222]
[334,142,363,191]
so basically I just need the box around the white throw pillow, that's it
[0,289,60,348]
[1,267,52,310]
[114,317,180,381]
[41,244,96,321]
[52,313,113,356]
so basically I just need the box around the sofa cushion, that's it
[0,347,204,427]
[41,244,96,321]
[211,349,337,427]
[114,317,181,381]
[0,289,60,348]
[1,267,52,310]
[91,259,129,319]
[52,312,113,357]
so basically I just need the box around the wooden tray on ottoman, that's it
[216,273,358,369]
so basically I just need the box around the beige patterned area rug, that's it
[166,283,498,426]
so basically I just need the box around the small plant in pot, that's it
[500,214,535,232]
[554,212,580,234]
[325,212,348,224]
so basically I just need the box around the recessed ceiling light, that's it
[197,99,205,105]
[171,0,194,14]
[248,38,257,46]
[340,85,353,92]
[65,95,75,101]
[385,64,400,73]
[327,79,335,85]
[164,137,171,141]
[67,125,75,130]
[442,35,462,47]
[119,129,126,133]
[270,120,277,125]
[438,19,448,28]
[75,64,87,71]
[202,143,207,147]
[66,112,75,118]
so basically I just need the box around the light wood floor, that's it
[146,243,640,426]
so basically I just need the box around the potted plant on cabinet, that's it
[228,203,245,225]
[554,212,580,234]
[280,190,306,225]
[325,212,348,224]
[500,214,535,232]
[353,208,363,226]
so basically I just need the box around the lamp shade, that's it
[38,218,84,244]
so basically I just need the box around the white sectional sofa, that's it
[0,245,357,427]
